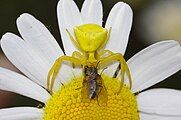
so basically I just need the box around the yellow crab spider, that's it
[47,24,132,93]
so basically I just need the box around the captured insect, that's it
[81,65,107,106]
[47,24,132,102]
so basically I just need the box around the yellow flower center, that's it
[43,75,139,120]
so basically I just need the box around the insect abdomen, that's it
[89,79,97,99]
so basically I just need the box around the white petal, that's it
[57,0,82,55]
[1,32,76,91]
[16,13,76,91]
[81,0,103,25]
[105,2,133,55]
[140,112,181,120]
[0,67,50,103]
[1,33,50,87]
[138,89,181,116]
[127,40,181,93]
[16,13,63,65]
[0,107,43,120]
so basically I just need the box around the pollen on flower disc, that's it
[43,75,139,120]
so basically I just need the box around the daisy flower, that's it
[0,0,181,120]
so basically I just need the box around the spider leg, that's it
[47,56,80,93]
[99,53,132,93]
[72,51,86,68]
[66,29,83,51]
[72,51,86,59]
[97,50,113,59]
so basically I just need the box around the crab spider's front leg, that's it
[96,50,114,59]
[47,56,81,93]
[71,51,85,68]
[99,53,132,92]
[72,51,87,60]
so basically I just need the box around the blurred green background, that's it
[0,0,180,108]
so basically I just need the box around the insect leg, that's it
[113,64,121,78]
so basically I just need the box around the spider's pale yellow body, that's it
[47,24,132,96]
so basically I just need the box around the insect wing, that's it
[81,77,90,102]
[97,77,108,106]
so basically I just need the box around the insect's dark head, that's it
[84,66,98,76]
